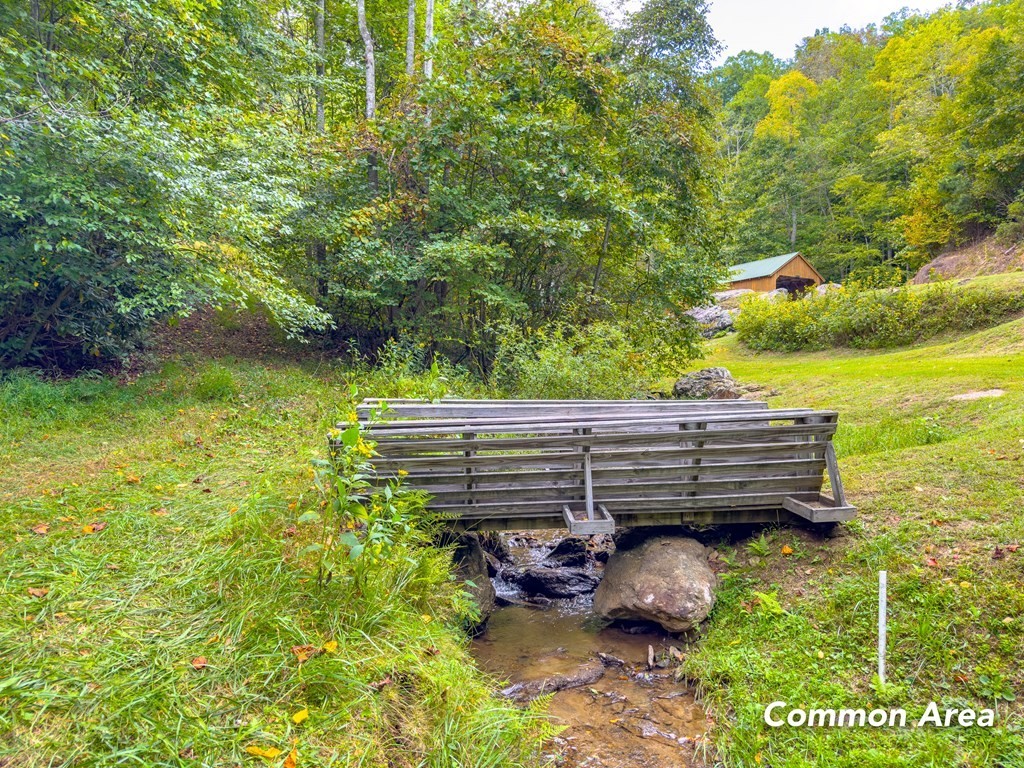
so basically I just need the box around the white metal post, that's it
[878,570,887,685]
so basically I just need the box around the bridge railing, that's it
[352,399,854,533]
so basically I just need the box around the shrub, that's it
[350,340,486,401]
[735,280,1024,352]
[490,321,655,399]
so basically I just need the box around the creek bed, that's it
[471,533,708,767]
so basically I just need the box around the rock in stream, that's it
[594,536,716,633]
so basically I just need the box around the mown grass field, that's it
[0,353,544,767]
[681,317,1024,767]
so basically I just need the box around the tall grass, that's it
[0,360,549,766]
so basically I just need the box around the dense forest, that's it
[1,0,723,371]
[715,1,1024,281]
[4,0,1024,371]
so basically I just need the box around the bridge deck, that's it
[354,399,855,532]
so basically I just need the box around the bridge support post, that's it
[583,426,594,521]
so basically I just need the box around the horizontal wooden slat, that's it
[375,458,826,486]
[356,401,770,421]
[424,475,824,502]
[370,441,828,470]
[438,491,805,516]
[367,423,836,456]
[361,411,789,437]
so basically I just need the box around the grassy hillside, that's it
[681,325,1024,766]
[0,357,544,766]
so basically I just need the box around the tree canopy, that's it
[714,0,1024,281]
[1,0,722,370]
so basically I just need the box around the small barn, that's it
[728,252,824,293]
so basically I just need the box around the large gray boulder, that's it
[685,304,738,337]
[452,533,497,623]
[672,367,740,399]
[593,537,716,633]
[712,288,755,306]
[814,282,841,296]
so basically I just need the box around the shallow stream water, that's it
[470,533,708,768]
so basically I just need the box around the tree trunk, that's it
[424,0,434,81]
[357,0,376,121]
[592,216,611,293]
[315,0,325,133]
[406,0,415,77]
[356,0,378,191]
[790,208,797,245]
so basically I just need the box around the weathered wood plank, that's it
[369,441,828,470]
[360,407,825,434]
[422,475,824,502]
[433,490,808,515]
[375,458,826,486]
[453,508,799,532]
[366,423,837,455]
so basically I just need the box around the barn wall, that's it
[729,255,823,293]
[730,276,776,292]
[775,255,822,284]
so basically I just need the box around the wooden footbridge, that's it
[354,399,855,533]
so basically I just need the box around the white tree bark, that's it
[357,0,376,121]
[315,0,325,133]
[406,0,415,77]
[423,0,434,81]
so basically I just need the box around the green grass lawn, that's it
[0,357,543,767]
[680,323,1024,767]
[4,311,1024,767]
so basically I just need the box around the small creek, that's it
[470,533,708,767]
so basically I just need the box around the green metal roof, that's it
[729,252,803,283]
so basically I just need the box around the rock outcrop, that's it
[507,566,602,599]
[672,367,741,399]
[452,533,497,623]
[685,304,738,337]
[543,537,590,568]
[593,537,716,633]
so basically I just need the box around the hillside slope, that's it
[912,236,1024,284]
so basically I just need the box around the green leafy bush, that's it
[490,321,655,399]
[735,280,1024,351]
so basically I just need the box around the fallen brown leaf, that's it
[284,747,298,768]
[191,656,208,670]
[32,524,50,535]
[290,644,320,664]
[27,587,49,598]
[369,675,392,691]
